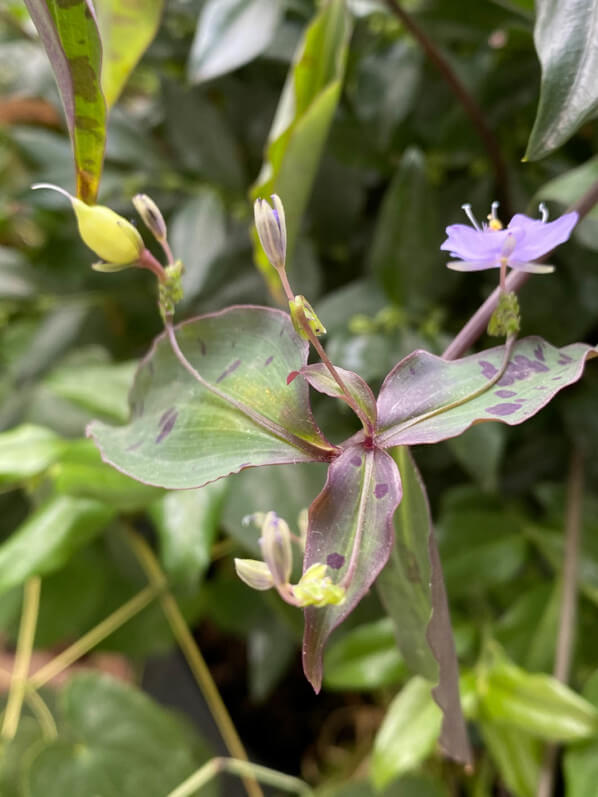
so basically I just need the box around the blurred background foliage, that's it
[1,0,598,794]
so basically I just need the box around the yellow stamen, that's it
[488,216,503,231]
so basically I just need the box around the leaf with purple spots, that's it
[302,445,402,692]
[89,307,336,489]
[376,337,597,448]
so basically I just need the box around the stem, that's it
[29,585,159,689]
[166,757,314,797]
[443,175,598,361]
[138,248,167,283]
[126,530,264,797]
[161,238,175,266]
[25,689,58,740]
[1,577,41,741]
[297,313,374,436]
[384,0,511,213]
[277,268,295,304]
[536,449,584,797]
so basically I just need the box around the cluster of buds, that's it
[234,511,345,609]
[254,195,326,340]
[31,184,183,319]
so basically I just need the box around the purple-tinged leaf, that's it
[377,447,472,766]
[302,445,402,692]
[89,307,336,490]
[294,362,377,430]
[24,0,106,203]
[376,337,597,448]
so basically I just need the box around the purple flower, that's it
[441,202,578,274]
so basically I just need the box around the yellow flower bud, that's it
[32,183,144,266]
[289,295,327,340]
[293,563,346,608]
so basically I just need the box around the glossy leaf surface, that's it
[302,445,401,691]
[188,0,281,84]
[251,0,351,294]
[526,0,598,159]
[94,0,164,108]
[377,338,597,448]
[24,0,106,201]
[89,307,334,489]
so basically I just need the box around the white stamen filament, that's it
[461,203,481,230]
[490,200,500,220]
[539,202,549,223]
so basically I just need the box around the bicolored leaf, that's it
[302,445,402,691]
[526,0,598,160]
[188,0,282,84]
[296,362,377,430]
[251,0,352,296]
[94,0,164,108]
[89,307,335,490]
[24,0,106,202]
[377,447,472,766]
[376,337,597,448]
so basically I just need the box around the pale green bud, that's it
[133,193,167,242]
[254,194,286,270]
[234,558,274,591]
[292,563,346,608]
[33,183,144,266]
[289,295,327,340]
[260,511,292,586]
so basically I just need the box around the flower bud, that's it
[289,295,327,340]
[133,193,167,242]
[32,183,144,266]
[254,194,286,270]
[259,511,292,586]
[292,563,346,608]
[234,558,274,591]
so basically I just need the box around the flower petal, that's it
[507,212,578,262]
[509,261,556,274]
[441,224,510,261]
[446,260,500,272]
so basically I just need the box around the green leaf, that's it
[25,672,217,797]
[564,671,598,797]
[251,0,352,295]
[377,447,472,767]
[526,0,598,159]
[188,0,282,84]
[370,148,443,307]
[169,191,228,305]
[89,307,334,489]
[297,362,378,431]
[302,445,401,691]
[323,617,406,691]
[376,338,597,448]
[0,495,113,596]
[94,0,164,108]
[371,677,442,789]
[23,0,106,202]
[536,157,598,251]
[446,422,505,493]
[149,481,228,589]
[479,644,598,741]
[480,722,541,797]
[51,439,162,510]
[0,424,66,487]
[45,360,137,422]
